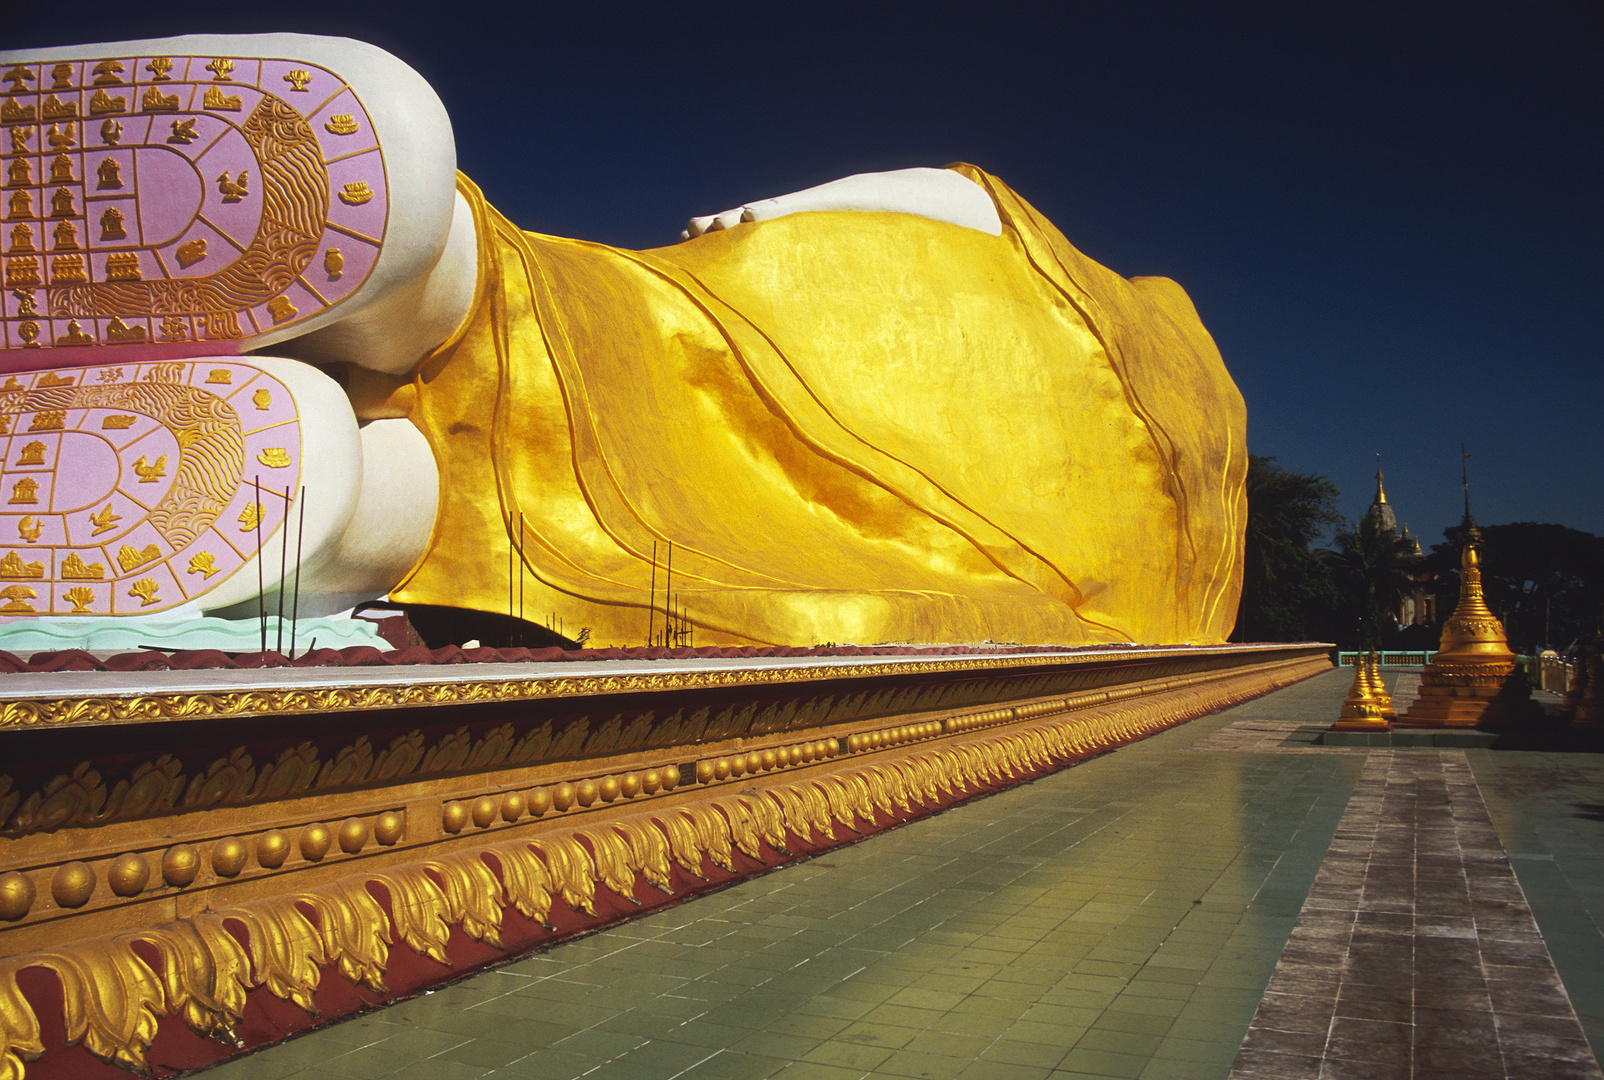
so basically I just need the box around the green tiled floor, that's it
[203,672,1365,1080]
[1470,747,1604,1055]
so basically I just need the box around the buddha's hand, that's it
[681,167,1002,239]
[0,34,466,621]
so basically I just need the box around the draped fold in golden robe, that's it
[391,166,1246,646]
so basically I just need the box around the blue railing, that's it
[1337,651,1539,668]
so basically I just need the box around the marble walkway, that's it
[194,669,1604,1080]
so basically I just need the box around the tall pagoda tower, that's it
[1368,461,1397,532]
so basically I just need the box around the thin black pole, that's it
[253,475,265,654]
[289,487,306,658]
[276,485,290,654]
[664,541,674,648]
[648,540,657,647]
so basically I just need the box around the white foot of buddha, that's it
[0,34,462,623]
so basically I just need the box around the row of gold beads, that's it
[0,811,405,922]
[692,738,839,785]
[845,720,942,753]
[943,706,1018,734]
[440,764,681,834]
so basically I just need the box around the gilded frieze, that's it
[1,650,1312,839]
[0,654,1327,1079]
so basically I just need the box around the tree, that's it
[1332,513,1422,650]
[1232,456,1343,642]
[1427,522,1604,653]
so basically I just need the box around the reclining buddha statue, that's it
[0,33,1246,647]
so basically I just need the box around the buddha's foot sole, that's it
[0,44,398,367]
[0,356,310,616]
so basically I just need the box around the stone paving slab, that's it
[1230,750,1601,1080]
[1471,751,1604,1057]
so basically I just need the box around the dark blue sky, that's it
[12,1,1602,541]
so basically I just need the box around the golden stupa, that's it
[1365,652,1398,721]
[1332,651,1391,731]
[1396,520,1532,729]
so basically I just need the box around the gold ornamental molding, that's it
[0,645,1300,731]
[0,650,1323,841]
[0,654,1328,1080]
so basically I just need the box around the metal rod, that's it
[648,541,657,647]
[289,487,306,659]
[276,486,290,654]
[254,475,265,654]
[664,541,674,648]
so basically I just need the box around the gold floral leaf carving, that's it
[719,795,785,859]
[546,718,591,760]
[574,828,638,903]
[315,737,373,789]
[300,887,389,993]
[0,651,1291,732]
[816,774,874,830]
[418,727,472,773]
[485,841,554,925]
[219,899,325,1014]
[424,853,505,946]
[368,869,452,966]
[25,946,163,1071]
[614,821,673,893]
[506,721,553,763]
[654,811,710,879]
[9,761,107,833]
[671,805,735,873]
[615,713,656,752]
[772,783,834,843]
[251,742,321,800]
[0,966,46,1080]
[531,836,596,916]
[858,767,898,816]
[370,731,427,782]
[466,723,516,770]
[182,747,255,808]
[136,920,250,1045]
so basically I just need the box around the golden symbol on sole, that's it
[176,238,207,267]
[128,577,161,606]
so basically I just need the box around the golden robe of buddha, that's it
[389,166,1247,647]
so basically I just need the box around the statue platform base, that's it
[0,643,1329,1080]
[1318,728,1498,748]
[1395,661,1541,730]
[1329,717,1391,733]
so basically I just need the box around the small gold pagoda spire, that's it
[1432,525,1515,665]
[1364,652,1397,721]
[1333,654,1390,731]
